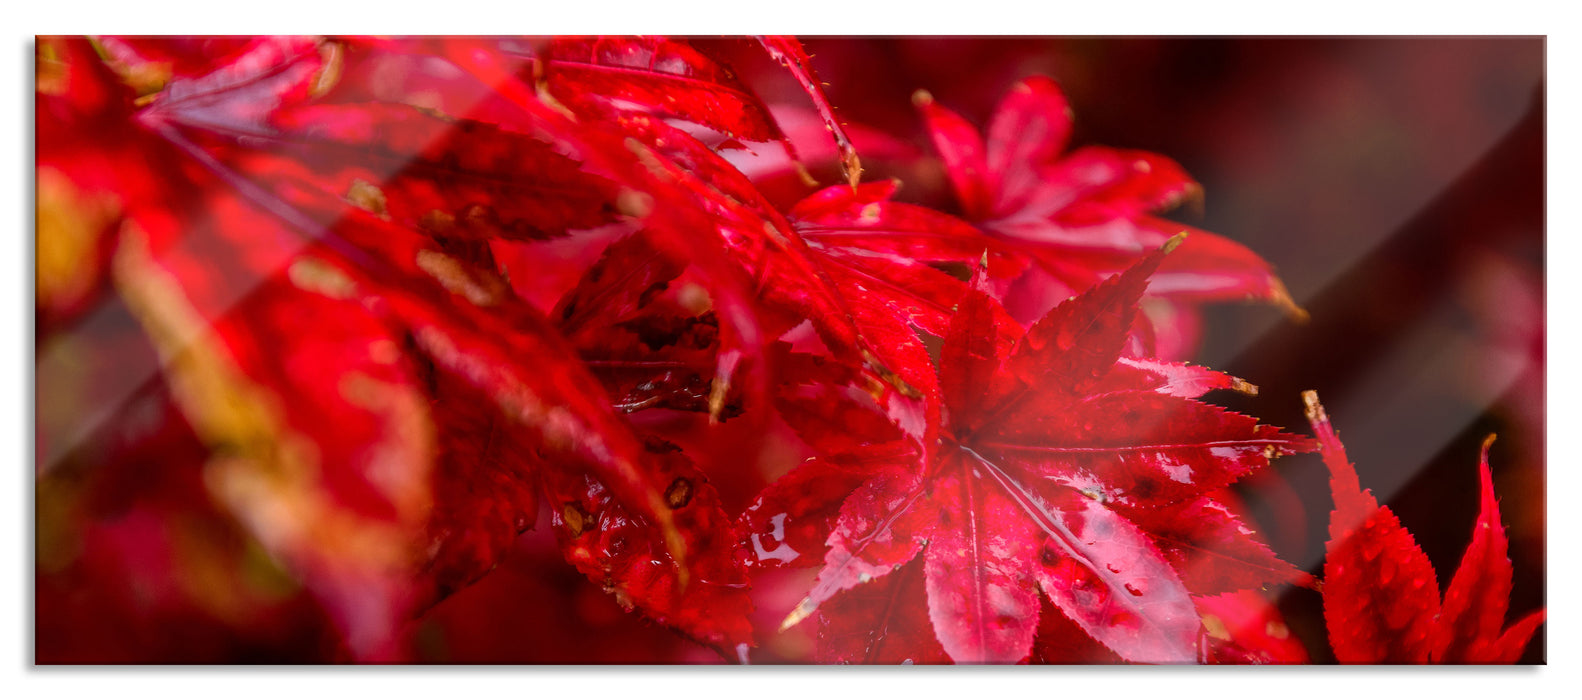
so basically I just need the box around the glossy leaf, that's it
[1119,497,1311,595]
[792,181,1026,344]
[758,243,1307,664]
[543,438,754,656]
[816,558,951,664]
[756,36,862,187]
[1306,393,1544,664]
[541,37,785,143]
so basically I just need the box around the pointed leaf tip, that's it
[1269,277,1310,323]
[707,374,731,425]
[757,36,863,189]
[794,162,820,188]
[844,150,864,190]
[1301,390,1326,425]
[780,597,816,632]
[1161,231,1189,254]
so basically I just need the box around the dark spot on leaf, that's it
[1041,546,1059,565]
[636,281,670,308]
[643,436,683,453]
[562,502,589,537]
[666,477,693,509]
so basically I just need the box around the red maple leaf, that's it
[1303,392,1545,664]
[742,237,1313,663]
[915,77,1304,358]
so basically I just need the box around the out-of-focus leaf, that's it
[917,76,1302,357]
